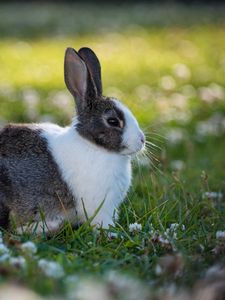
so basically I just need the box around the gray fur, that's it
[65,47,126,152]
[76,98,126,152]
[0,124,75,229]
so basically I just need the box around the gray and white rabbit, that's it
[0,47,145,233]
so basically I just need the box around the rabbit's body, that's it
[39,119,131,228]
[0,47,145,233]
[0,124,75,231]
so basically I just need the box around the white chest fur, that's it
[39,122,132,228]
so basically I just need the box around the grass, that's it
[0,3,225,299]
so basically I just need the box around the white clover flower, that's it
[0,83,15,98]
[0,243,9,255]
[107,232,119,239]
[22,88,40,106]
[173,63,191,80]
[168,111,191,124]
[74,279,109,300]
[106,271,149,300]
[209,83,225,100]
[65,274,79,285]
[181,224,186,231]
[21,241,37,255]
[165,228,177,240]
[170,160,185,171]
[216,231,225,239]
[170,93,187,109]
[160,76,176,91]
[205,264,225,279]
[149,224,156,237]
[196,113,225,139]
[166,129,185,145]
[51,91,71,109]
[165,224,180,240]
[196,121,218,137]
[135,84,152,101]
[0,284,42,299]
[0,253,10,262]
[50,90,73,118]
[167,223,185,237]
[199,87,215,103]
[199,84,225,103]
[22,88,40,120]
[169,223,185,231]
[38,259,64,279]
[202,192,223,200]
[129,223,142,233]
[9,256,26,269]
[149,229,155,236]
[199,244,205,252]
[169,223,179,230]
[159,236,170,245]
[155,264,162,275]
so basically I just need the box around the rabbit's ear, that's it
[78,47,102,97]
[64,47,90,112]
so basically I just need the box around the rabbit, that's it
[0,47,145,234]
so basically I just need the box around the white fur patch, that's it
[37,122,132,228]
[112,99,145,155]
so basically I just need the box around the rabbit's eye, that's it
[107,118,120,127]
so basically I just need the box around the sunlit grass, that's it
[0,26,225,127]
[1,26,225,85]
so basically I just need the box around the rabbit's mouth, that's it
[121,134,146,156]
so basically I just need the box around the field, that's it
[0,3,225,299]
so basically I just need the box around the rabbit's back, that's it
[0,124,75,228]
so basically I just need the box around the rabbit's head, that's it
[64,47,145,155]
